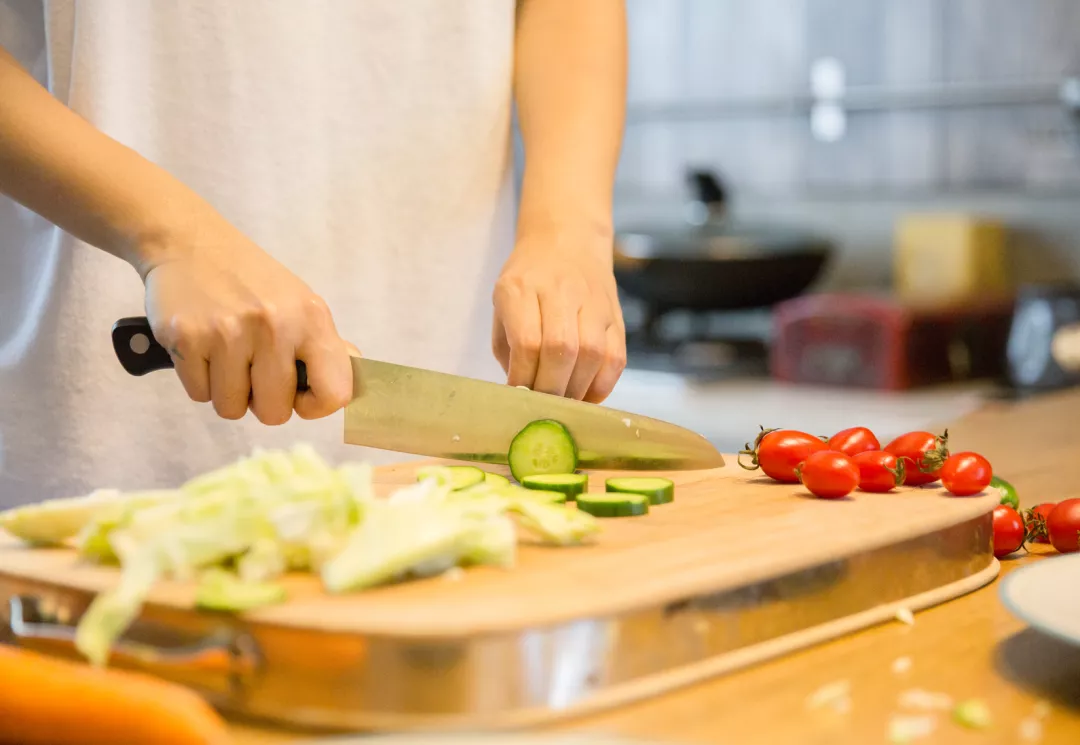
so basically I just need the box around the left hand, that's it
[492,231,626,403]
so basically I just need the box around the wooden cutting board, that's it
[0,457,1000,732]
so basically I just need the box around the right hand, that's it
[141,220,354,425]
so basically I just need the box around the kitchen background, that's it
[525,0,1080,452]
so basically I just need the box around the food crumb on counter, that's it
[1032,700,1051,719]
[891,656,913,675]
[894,607,915,625]
[887,713,937,743]
[952,698,992,729]
[621,417,632,427]
[443,567,465,582]
[805,679,851,712]
[1019,717,1044,742]
[451,434,461,442]
[898,688,954,711]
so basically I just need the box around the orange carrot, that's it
[0,644,233,745]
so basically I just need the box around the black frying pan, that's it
[613,170,832,313]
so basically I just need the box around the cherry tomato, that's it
[738,427,828,483]
[939,452,993,497]
[852,450,905,492]
[828,427,881,457]
[1023,502,1056,543]
[797,450,860,499]
[1046,498,1080,554]
[992,504,1025,559]
[883,430,950,486]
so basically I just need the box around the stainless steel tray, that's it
[0,513,994,733]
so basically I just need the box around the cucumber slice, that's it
[516,488,567,505]
[483,472,511,488]
[577,493,649,518]
[507,420,578,482]
[521,473,588,500]
[416,465,486,491]
[605,477,675,505]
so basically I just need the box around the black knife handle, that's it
[111,316,309,392]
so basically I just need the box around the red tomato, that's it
[828,427,881,457]
[883,430,950,486]
[852,450,905,492]
[1024,502,1057,543]
[797,450,860,499]
[1046,498,1080,554]
[939,452,993,497]
[992,505,1025,558]
[738,428,828,483]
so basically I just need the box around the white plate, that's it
[999,553,1080,647]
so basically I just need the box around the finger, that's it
[156,318,211,403]
[495,288,542,389]
[173,354,211,403]
[289,297,353,419]
[208,317,254,420]
[564,307,607,401]
[293,336,352,419]
[584,322,627,404]
[248,326,296,426]
[533,291,579,397]
[491,316,511,375]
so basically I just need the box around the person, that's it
[0,1,627,507]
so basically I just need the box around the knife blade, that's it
[111,316,725,471]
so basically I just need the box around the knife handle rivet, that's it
[129,333,151,355]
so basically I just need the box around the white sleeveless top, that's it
[0,1,517,506]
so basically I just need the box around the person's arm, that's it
[0,47,352,423]
[513,0,626,250]
[0,46,202,274]
[492,0,628,403]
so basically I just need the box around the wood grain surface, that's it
[0,458,997,639]
[227,387,1080,744]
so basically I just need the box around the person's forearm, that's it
[0,46,212,276]
[513,0,626,251]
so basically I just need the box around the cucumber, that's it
[514,488,567,505]
[605,477,675,505]
[577,493,649,518]
[483,472,511,488]
[521,473,588,500]
[416,465,486,491]
[507,420,578,482]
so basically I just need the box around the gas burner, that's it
[622,301,772,380]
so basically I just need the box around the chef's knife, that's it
[112,317,726,471]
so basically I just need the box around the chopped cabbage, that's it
[0,443,602,667]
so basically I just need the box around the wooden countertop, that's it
[231,388,1080,744]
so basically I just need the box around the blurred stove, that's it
[621,295,772,380]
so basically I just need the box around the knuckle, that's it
[516,334,542,356]
[492,281,520,307]
[252,303,288,340]
[542,336,576,360]
[211,315,243,346]
[158,316,197,347]
[610,351,628,373]
[302,295,333,325]
[579,339,606,363]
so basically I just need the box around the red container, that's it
[770,293,1015,390]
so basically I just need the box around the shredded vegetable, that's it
[0,444,600,667]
